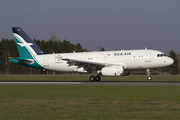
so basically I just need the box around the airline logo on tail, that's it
[17,42,33,47]
[13,33,38,58]
[14,33,33,50]
[13,33,40,65]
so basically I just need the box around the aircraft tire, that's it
[147,76,152,80]
[95,76,101,81]
[89,76,95,82]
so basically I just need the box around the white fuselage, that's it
[35,49,173,72]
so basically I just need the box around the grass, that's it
[0,75,180,119]
[0,86,180,120]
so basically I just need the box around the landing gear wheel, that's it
[95,76,101,81]
[147,76,152,80]
[89,76,95,82]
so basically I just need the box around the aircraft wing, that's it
[62,58,110,72]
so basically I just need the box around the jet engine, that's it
[98,66,124,76]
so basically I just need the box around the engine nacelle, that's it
[98,66,124,76]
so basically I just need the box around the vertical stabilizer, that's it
[12,27,46,58]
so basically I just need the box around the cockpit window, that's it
[157,54,167,57]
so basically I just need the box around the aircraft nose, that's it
[168,57,174,65]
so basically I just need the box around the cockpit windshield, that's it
[157,54,167,57]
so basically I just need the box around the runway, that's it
[1,81,180,86]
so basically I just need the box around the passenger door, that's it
[145,51,151,62]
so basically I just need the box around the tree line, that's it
[0,37,179,75]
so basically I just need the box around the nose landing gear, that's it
[146,69,152,80]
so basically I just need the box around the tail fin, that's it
[12,27,46,58]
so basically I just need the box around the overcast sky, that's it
[0,0,180,54]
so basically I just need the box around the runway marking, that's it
[0,82,82,85]
[82,82,180,86]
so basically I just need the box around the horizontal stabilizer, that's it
[9,57,34,64]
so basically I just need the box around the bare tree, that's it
[51,35,59,41]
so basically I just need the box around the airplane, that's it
[10,27,174,81]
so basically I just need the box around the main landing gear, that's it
[146,69,152,80]
[89,76,101,82]
[89,67,101,82]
